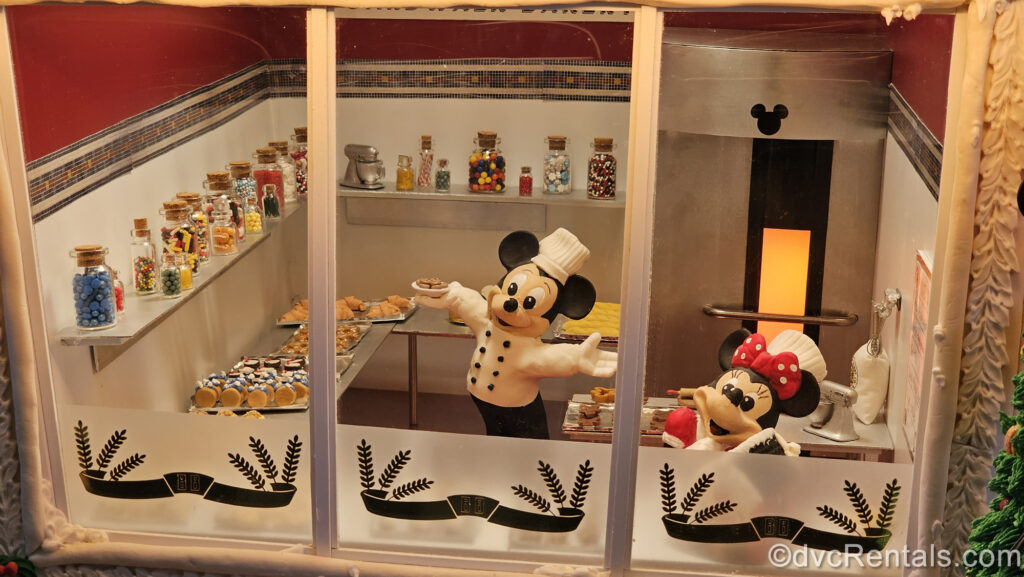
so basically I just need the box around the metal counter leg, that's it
[409,334,418,426]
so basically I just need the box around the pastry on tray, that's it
[561,302,620,338]
[590,386,615,403]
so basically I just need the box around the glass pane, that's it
[631,11,953,574]
[9,4,313,543]
[332,8,633,567]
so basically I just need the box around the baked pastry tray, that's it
[274,322,369,355]
[550,316,618,346]
[562,397,677,435]
[277,298,418,326]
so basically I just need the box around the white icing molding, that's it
[939,1,1024,572]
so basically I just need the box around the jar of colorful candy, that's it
[544,136,571,195]
[435,158,451,193]
[112,268,126,316]
[211,196,239,256]
[202,172,245,244]
[228,161,258,207]
[70,245,117,330]
[129,218,157,295]
[176,192,210,267]
[269,140,297,202]
[253,148,285,218]
[290,127,308,197]
[159,200,198,274]
[587,137,617,200]
[468,131,505,193]
[159,253,183,299]
[244,196,263,234]
[417,135,434,189]
[519,166,534,196]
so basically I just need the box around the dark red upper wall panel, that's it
[6,5,305,162]
[665,12,953,143]
[336,19,634,61]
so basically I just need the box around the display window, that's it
[2,3,1016,577]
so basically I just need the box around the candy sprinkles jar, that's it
[290,127,308,197]
[468,131,505,193]
[70,245,117,330]
[269,141,297,201]
[159,200,198,275]
[587,137,617,200]
[228,161,258,205]
[544,136,571,194]
[128,218,157,295]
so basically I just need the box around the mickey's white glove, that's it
[578,333,618,378]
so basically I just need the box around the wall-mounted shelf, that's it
[58,201,306,371]
[337,183,626,209]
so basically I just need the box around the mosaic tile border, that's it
[27,58,630,222]
[888,86,942,201]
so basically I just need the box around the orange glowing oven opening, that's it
[757,228,811,342]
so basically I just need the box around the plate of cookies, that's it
[411,277,449,297]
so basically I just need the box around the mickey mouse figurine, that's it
[663,329,824,456]
[415,228,617,439]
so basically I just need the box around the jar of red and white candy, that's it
[587,137,617,200]
[468,131,505,193]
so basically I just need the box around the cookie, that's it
[580,403,601,419]
[416,277,447,289]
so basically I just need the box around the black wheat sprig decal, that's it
[379,450,411,490]
[694,501,736,523]
[108,453,145,481]
[75,421,93,470]
[249,437,278,483]
[512,485,554,515]
[538,461,567,505]
[660,464,677,514]
[391,478,433,500]
[876,479,901,530]
[681,473,715,516]
[817,505,860,535]
[570,460,594,509]
[282,436,302,485]
[844,480,873,527]
[357,439,374,490]
[96,429,127,470]
[229,453,266,490]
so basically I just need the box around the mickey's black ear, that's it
[750,104,766,119]
[718,329,751,371]
[773,104,789,119]
[779,370,820,418]
[559,276,597,320]
[498,231,540,271]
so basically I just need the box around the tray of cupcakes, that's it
[187,355,353,414]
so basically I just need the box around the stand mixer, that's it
[341,144,385,190]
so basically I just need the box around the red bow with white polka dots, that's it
[731,334,802,400]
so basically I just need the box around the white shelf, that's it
[58,201,306,352]
[337,182,626,209]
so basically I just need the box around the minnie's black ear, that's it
[779,370,821,418]
[559,276,597,320]
[498,231,540,271]
[718,329,751,371]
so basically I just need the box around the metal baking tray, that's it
[550,316,619,346]
[274,322,369,355]
[277,298,417,326]
[561,398,678,434]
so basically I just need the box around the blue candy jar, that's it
[69,245,117,331]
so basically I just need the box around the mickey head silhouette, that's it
[750,104,789,136]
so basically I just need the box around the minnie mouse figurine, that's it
[415,228,617,439]
[663,329,824,456]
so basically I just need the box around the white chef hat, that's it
[767,330,828,383]
[531,228,591,284]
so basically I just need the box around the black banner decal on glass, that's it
[355,439,593,533]
[74,421,302,509]
[659,464,901,552]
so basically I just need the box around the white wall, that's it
[34,98,308,411]
[872,133,939,463]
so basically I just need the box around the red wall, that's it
[6,5,305,162]
[665,12,953,142]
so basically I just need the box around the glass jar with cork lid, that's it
[253,148,284,217]
[69,245,117,330]
[587,137,617,200]
[543,136,571,195]
[175,192,210,266]
[468,131,505,193]
[159,200,198,274]
[228,161,258,205]
[129,218,157,295]
[202,172,245,244]
[290,127,308,196]
[269,140,297,201]
[417,135,434,189]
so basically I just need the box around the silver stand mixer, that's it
[340,144,385,190]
